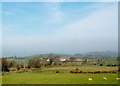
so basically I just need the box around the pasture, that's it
[2,66,119,84]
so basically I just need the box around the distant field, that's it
[2,66,119,84]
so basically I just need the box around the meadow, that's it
[2,73,118,84]
[2,66,119,84]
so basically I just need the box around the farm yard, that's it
[2,66,119,84]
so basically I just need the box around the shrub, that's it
[56,70,59,73]
[99,64,103,66]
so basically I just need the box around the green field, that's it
[2,66,119,84]
[2,73,118,84]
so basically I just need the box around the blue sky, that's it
[1,2,118,57]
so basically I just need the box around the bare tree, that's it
[28,57,43,68]
[2,58,9,72]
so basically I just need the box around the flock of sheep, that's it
[88,77,120,81]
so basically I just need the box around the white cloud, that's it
[51,3,118,52]
[27,3,117,53]
[3,3,118,56]
[1,11,15,15]
[50,11,64,24]
[57,4,118,39]
[43,2,64,24]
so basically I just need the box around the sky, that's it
[0,3,2,57]
[1,0,120,2]
[1,2,118,57]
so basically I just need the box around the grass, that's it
[38,65,118,73]
[2,66,119,84]
[2,73,118,84]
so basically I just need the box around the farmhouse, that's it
[60,58,66,62]
[59,57,70,62]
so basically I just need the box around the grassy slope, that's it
[2,66,119,84]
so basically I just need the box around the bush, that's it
[56,70,59,73]
[106,64,110,66]
[99,64,103,66]
[28,58,43,68]
[2,58,9,72]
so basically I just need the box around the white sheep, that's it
[88,78,93,81]
[103,77,107,80]
[116,78,120,80]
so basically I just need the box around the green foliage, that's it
[8,60,17,67]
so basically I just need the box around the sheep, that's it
[88,78,93,81]
[116,78,120,80]
[103,77,107,80]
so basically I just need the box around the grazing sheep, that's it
[116,78,120,80]
[88,78,93,81]
[103,77,107,80]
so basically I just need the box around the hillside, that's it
[82,51,118,57]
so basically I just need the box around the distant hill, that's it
[22,51,118,59]
[25,53,74,58]
[50,54,74,57]
[82,51,118,57]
